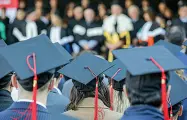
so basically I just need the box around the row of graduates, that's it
[1,34,187,120]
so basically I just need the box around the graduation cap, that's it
[104,59,126,91]
[168,71,187,117]
[104,59,126,110]
[0,34,70,120]
[0,54,13,89]
[113,46,186,120]
[0,40,7,48]
[54,42,73,61]
[154,40,182,57]
[58,52,113,120]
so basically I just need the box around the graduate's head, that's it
[165,26,186,46]
[126,71,170,108]
[58,52,113,110]
[84,7,95,23]
[111,0,123,16]
[178,1,187,18]
[113,46,186,110]
[128,5,140,20]
[73,6,83,20]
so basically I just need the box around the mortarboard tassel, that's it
[84,67,103,120]
[150,57,169,120]
[167,97,173,120]
[26,53,38,120]
[110,68,122,110]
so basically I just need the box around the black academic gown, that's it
[6,19,27,45]
[73,20,104,53]
[130,19,145,40]
[35,19,47,35]
[121,105,164,120]
[172,18,187,37]
[0,90,13,112]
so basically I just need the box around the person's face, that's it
[50,0,57,9]
[164,9,172,18]
[84,9,95,23]
[142,0,149,8]
[67,8,73,18]
[144,13,151,21]
[74,7,83,20]
[128,8,139,20]
[19,1,26,9]
[51,14,61,26]
[81,0,89,8]
[179,6,187,18]
[125,0,133,9]
[111,5,122,16]
[158,2,166,13]
[16,10,25,20]
[35,1,43,9]
[98,4,106,17]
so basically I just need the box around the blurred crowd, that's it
[0,0,187,58]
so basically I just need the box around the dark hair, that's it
[144,10,155,21]
[165,26,186,46]
[0,74,12,89]
[126,71,169,108]
[66,80,110,110]
[168,102,182,117]
[17,72,53,92]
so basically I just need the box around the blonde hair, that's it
[113,89,130,113]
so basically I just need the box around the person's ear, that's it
[178,105,183,117]
[48,80,54,91]
[11,74,18,89]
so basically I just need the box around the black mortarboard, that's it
[178,0,187,8]
[154,40,182,57]
[104,59,126,81]
[113,46,186,76]
[58,52,113,86]
[169,71,187,106]
[0,40,7,48]
[0,55,13,79]
[0,35,70,80]
[54,42,73,61]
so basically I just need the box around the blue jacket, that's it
[0,90,13,112]
[47,88,70,113]
[0,102,51,120]
[121,105,164,120]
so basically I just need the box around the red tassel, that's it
[150,57,169,120]
[27,53,38,120]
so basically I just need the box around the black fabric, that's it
[130,19,145,40]
[72,75,104,92]
[113,79,125,91]
[0,75,11,89]
[172,19,187,37]
[18,72,53,92]
[126,71,169,105]
[0,90,13,112]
